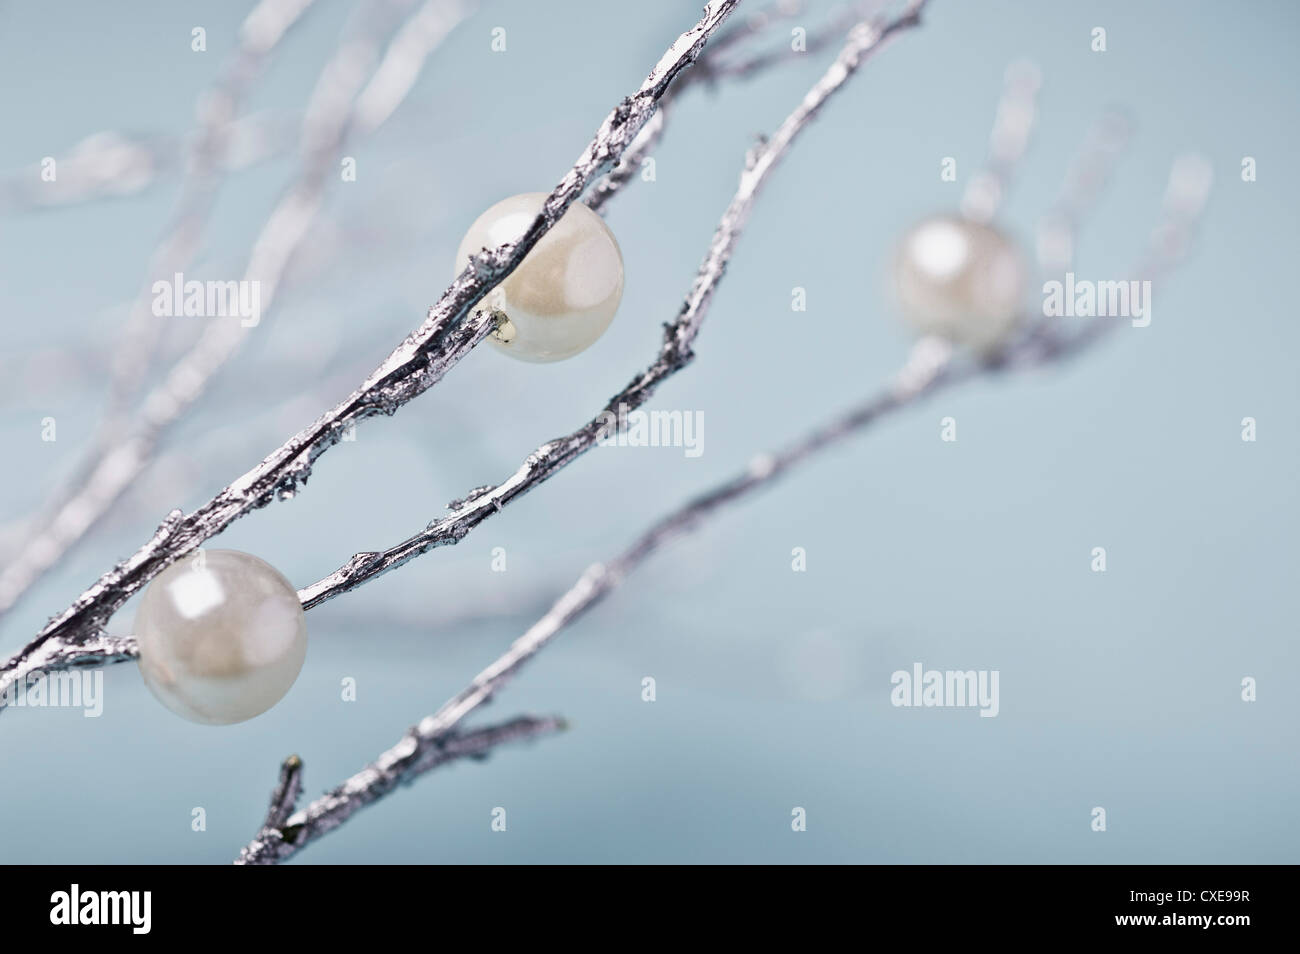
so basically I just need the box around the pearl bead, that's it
[892,215,1026,353]
[455,192,624,362]
[135,549,306,725]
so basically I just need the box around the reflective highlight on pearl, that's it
[455,192,624,362]
[135,549,307,725]
[893,215,1026,353]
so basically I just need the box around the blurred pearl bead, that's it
[455,192,624,362]
[893,215,1026,353]
[135,549,306,725]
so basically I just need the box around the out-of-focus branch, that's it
[237,714,566,864]
[0,0,324,591]
[1029,151,1211,359]
[0,0,327,617]
[107,0,324,424]
[0,113,294,213]
[0,0,742,713]
[961,58,1041,224]
[1035,108,1134,275]
[0,0,314,218]
[1,2,486,618]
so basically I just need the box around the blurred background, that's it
[0,0,1296,864]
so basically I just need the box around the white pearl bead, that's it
[456,192,624,362]
[135,549,307,725]
[893,214,1026,353]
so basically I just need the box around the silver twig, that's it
[704,0,887,80]
[585,0,887,216]
[237,714,566,864]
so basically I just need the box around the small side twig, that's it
[236,714,566,864]
[703,0,886,80]
[585,0,887,216]
[263,755,304,830]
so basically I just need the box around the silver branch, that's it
[232,82,1210,865]
[0,0,753,710]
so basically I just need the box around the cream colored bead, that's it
[135,549,307,725]
[455,192,624,362]
[893,214,1026,353]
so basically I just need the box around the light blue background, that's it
[1,0,1296,863]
